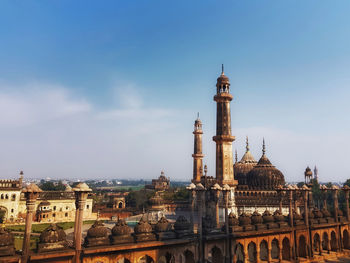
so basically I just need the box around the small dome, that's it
[86,221,108,238]
[134,218,153,234]
[262,210,274,223]
[149,193,164,207]
[251,211,263,224]
[273,210,285,222]
[174,216,191,231]
[234,137,257,185]
[40,224,66,243]
[228,212,239,226]
[293,211,303,221]
[321,208,331,218]
[38,201,51,207]
[313,208,323,218]
[0,227,14,247]
[111,219,131,236]
[155,216,171,232]
[216,72,230,86]
[305,167,313,177]
[239,212,252,226]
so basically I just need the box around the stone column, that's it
[303,190,309,227]
[333,189,339,223]
[191,190,196,233]
[288,190,293,227]
[223,188,230,263]
[73,183,92,263]
[215,190,220,228]
[195,184,205,263]
[22,184,42,263]
[345,188,350,221]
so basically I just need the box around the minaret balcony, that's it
[214,93,233,102]
[213,135,235,142]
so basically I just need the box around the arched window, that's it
[343,230,350,249]
[184,250,195,263]
[271,238,279,259]
[322,232,329,251]
[331,231,337,251]
[298,235,307,258]
[11,194,16,201]
[235,243,244,263]
[282,237,290,260]
[211,246,223,263]
[248,242,257,262]
[259,240,268,261]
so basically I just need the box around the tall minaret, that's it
[192,113,204,184]
[213,65,236,186]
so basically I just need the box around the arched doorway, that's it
[248,242,257,263]
[331,231,337,251]
[259,240,268,261]
[322,232,329,251]
[184,250,195,263]
[343,230,350,249]
[235,243,244,263]
[138,255,154,263]
[313,233,321,254]
[298,235,307,258]
[282,238,290,260]
[211,246,223,263]
[271,239,279,259]
[118,202,123,208]
[117,258,131,263]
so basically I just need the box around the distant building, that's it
[0,172,95,223]
[145,171,170,191]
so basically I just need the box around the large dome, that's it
[246,140,285,190]
[234,137,257,185]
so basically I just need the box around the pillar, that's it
[345,190,350,221]
[22,184,42,263]
[190,190,196,233]
[73,183,92,263]
[215,190,220,228]
[288,191,293,227]
[223,189,230,263]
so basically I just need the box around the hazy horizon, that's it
[1,1,350,182]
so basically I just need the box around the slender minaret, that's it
[192,113,204,184]
[213,65,236,186]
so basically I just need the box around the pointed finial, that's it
[221,64,224,75]
[235,150,238,163]
[197,112,200,119]
[204,164,208,176]
[246,136,250,152]
[262,138,266,156]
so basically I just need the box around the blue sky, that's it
[0,1,350,182]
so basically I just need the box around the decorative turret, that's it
[0,227,15,256]
[84,221,109,247]
[134,217,156,242]
[304,166,313,186]
[174,216,192,238]
[38,224,68,252]
[110,219,133,244]
[155,216,176,240]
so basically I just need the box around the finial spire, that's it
[246,136,250,152]
[221,64,224,75]
[197,112,200,120]
[235,150,238,163]
[262,138,266,156]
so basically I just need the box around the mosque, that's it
[0,68,349,263]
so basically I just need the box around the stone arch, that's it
[11,194,16,201]
[331,231,337,251]
[313,233,321,253]
[322,232,329,251]
[259,240,268,261]
[271,238,279,259]
[343,229,350,249]
[248,242,257,262]
[282,237,290,260]
[235,243,244,263]
[184,250,195,263]
[298,235,307,258]
[118,201,123,209]
[211,246,223,263]
[116,257,131,263]
[138,255,154,263]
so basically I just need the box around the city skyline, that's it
[1,1,350,181]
